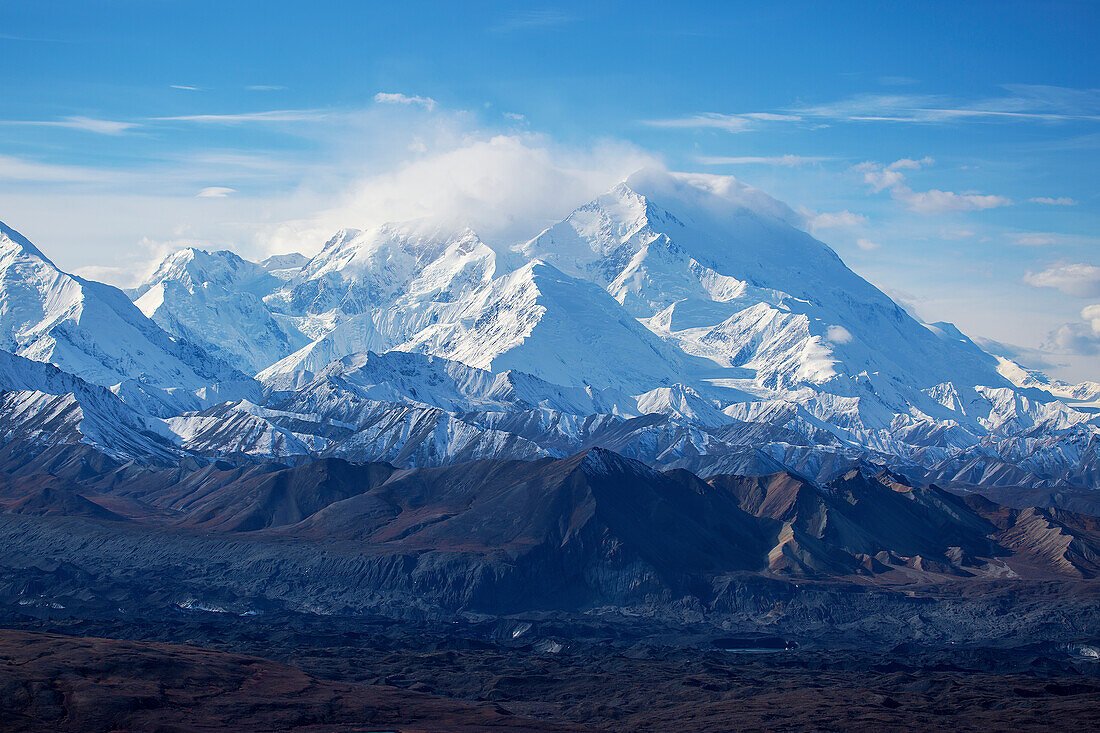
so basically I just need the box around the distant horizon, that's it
[2,0,1097,382]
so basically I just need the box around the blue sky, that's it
[1,0,1098,381]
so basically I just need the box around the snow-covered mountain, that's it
[0,348,177,461]
[522,170,1003,395]
[132,247,308,373]
[2,168,1098,488]
[0,222,244,390]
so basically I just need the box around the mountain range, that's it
[0,169,1097,492]
[3,171,1100,730]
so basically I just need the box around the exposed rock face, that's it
[710,469,1005,576]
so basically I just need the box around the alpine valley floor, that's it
[3,600,1099,731]
[1,443,1099,730]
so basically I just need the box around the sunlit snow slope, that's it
[0,168,1097,488]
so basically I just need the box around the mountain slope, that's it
[133,248,308,374]
[0,221,244,389]
[0,348,178,461]
[398,260,692,392]
[7,167,1087,489]
[521,170,1004,393]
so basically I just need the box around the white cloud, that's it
[1044,304,1100,356]
[196,186,236,198]
[62,116,137,134]
[1029,196,1078,206]
[503,112,527,122]
[298,134,659,250]
[373,92,437,111]
[826,325,854,344]
[856,238,880,251]
[1023,262,1100,297]
[697,155,830,167]
[170,84,202,91]
[805,210,867,232]
[1082,304,1100,334]
[741,112,804,122]
[1048,322,1100,355]
[2,104,662,279]
[855,158,932,191]
[858,165,906,193]
[895,188,1012,214]
[246,85,287,91]
[887,157,934,170]
[855,158,1012,214]
[973,336,1060,370]
[1009,232,1100,248]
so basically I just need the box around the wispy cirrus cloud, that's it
[1009,232,1099,248]
[795,91,1100,124]
[0,116,137,135]
[246,85,287,92]
[0,146,319,190]
[878,76,919,86]
[1012,233,1062,247]
[492,10,574,32]
[0,32,70,43]
[154,109,331,124]
[644,85,1100,134]
[1030,196,1078,206]
[0,154,107,183]
[643,112,800,133]
[373,92,437,111]
[696,154,831,166]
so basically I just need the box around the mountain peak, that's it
[576,446,658,479]
[0,226,245,388]
[623,167,802,228]
[260,252,309,278]
[0,221,54,265]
